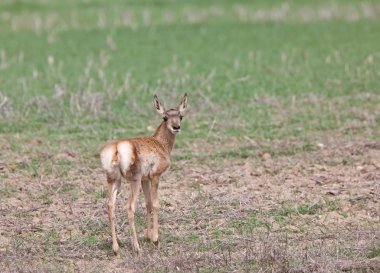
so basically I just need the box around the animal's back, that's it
[100,137,169,179]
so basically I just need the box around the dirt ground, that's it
[0,133,379,272]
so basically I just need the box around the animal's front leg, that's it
[142,179,152,241]
[150,175,160,247]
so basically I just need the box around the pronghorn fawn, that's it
[100,93,188,255]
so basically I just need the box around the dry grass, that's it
[0,131,379,272]
[3,2,380,33]
[1,1,379,272]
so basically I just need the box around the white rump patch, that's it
[117,141,134,175]
[100,145,117,173]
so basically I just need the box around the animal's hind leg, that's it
[141,179,152,241]
[107,173,121,256]
[125,175,142,254]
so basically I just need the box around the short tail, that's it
[100,143,119,173]
[100,141,135,175]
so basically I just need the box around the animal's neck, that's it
[153,121,176,154]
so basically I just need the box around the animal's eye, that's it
[179,115,183,120]
[163,116,168,122]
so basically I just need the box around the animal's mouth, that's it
[171,127,181,134]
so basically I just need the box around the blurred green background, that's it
[0,0,379,155]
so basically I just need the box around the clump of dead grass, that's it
[0,93,13,118]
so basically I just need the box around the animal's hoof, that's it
[112,251,121,260]
[145,230,152,241]
[132,244,141,256]
[113,244,119,256]
[152,240,160,250]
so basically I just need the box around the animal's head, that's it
[153,93,188,134]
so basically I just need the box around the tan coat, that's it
[100,93,188,255]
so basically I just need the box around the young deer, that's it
[100,93,188,255]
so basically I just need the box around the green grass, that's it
[1,0,379,154]
[0,1,379,272]
[368,245,380,258]
[271,199,341,217]
[229,212,272,234]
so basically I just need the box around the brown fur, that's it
[100,93,188,255]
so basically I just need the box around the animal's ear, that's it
[178,93,188,114]
[153,94,165,116]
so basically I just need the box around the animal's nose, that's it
[173,125,180,130]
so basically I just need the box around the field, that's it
[0,0,380,272]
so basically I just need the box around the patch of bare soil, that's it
[0,135,379,272]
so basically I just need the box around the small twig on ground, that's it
[206,119,216,142]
